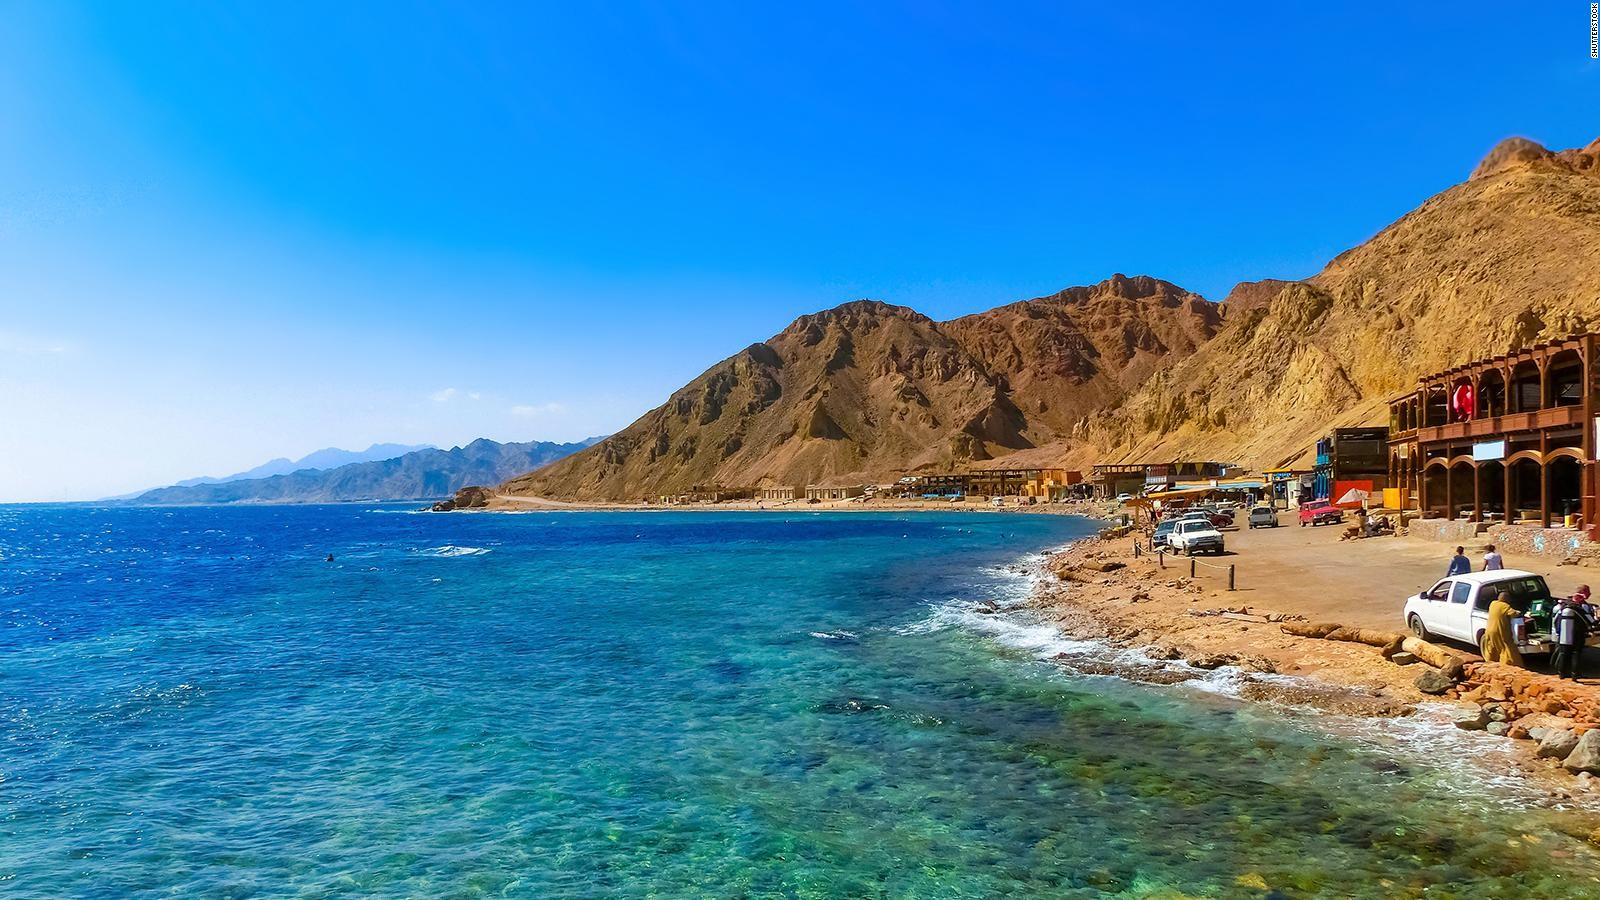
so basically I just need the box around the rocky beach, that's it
[1021,515,1600,812]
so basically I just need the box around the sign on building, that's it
[1471,439,1506,462]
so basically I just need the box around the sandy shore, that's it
[487,493,1123,517]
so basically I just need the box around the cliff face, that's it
[507,282,1220,500]
[508,136,1600,499]
[1090,136,1600,469]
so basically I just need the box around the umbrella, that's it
[1335,488,1370,506]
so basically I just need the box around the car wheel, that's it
[1475,630,1488,655]
[1408,614,1429,640]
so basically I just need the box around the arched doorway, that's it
[1449,460,1476,520]
[1548,454,1584,525]
[1423,462,1449,518]
[1510,360,1542,412]
[1477,369,1505,418]
[1479,461,1506,522]
[1547,350,1585,408]
[1507,457,1542,523]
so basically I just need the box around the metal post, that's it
[1190,558,1196,578]
[1228,565,1235,591]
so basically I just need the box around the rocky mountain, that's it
[131,438,601,505]
[169,443,434,488]
[503,135,1600,501]
[1086,135,1600,469]
[507,278,1221,500]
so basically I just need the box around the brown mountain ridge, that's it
[506,136,1600,501]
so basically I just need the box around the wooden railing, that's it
[1416,405,1583,444]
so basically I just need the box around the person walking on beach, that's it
[1446,547,1471,577]
[1479,590,1524,666]
[1550,595,1596,679]
[1482,545,1504,571]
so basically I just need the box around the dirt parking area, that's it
[1161,511,1592,640]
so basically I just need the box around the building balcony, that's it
[1416,405,1584,444]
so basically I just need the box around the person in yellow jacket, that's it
[1480,590,1524,666]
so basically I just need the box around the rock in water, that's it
[1453,708,1490,731]
[1414,669,1456,695]
[1562,730,1600,774]
[1486,722,1510,737]
[1538,729,1580,759]
[432,485,491,512]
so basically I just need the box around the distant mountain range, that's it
[130,437,602,505]
[171,443,435,488]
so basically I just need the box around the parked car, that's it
[1167,519,1225,555]
[1116,492,1133,503]
[1151,520,1178,550]
[1247,506,1279,528]
[1298,501,1343,527]
[1186,510,1233,528]
[1402,570,1587,657]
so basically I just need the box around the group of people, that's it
[1445,544,1502,575]
[1477,583,1596,679]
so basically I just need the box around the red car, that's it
[1298,501,1344,526]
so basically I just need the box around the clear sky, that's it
[2,3,1596,502]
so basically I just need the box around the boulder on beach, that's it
[1414,670,1456,695]
[1563,730,1600,774]
[1453,707,1490,731]
[1538,729,1580,760]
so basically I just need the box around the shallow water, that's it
[2,505,1597,897]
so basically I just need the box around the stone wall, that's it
[1406,519,1594,560]
[1406,518,1484,544]
[1484,524,1592,559]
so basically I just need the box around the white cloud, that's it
[511,402,566,418]
[430,388,482,403]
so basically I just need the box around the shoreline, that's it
[1014,523,1600,814]
[481,494,1125,517]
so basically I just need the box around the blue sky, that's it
[1,2,1596,501]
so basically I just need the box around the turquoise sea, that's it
[3,505,1598,897]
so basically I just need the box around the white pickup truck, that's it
[1402,570,1577,657]
[1166,519,1225,556]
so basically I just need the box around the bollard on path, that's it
[1228,564,1235,591]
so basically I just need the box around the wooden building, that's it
[1312,428,1389,504]
[966,467,1071,500]
[1386,333,1596,537]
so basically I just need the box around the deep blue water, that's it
[2,505,1598,897]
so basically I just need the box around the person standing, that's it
[1446,547,1471,577]
[1479,590,1524,667]
[1482,545,1504,571]
[1551,595,1596,679]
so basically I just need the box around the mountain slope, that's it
[1087,135,1600,469]
[508,280,1221,501]
[505,135,1600,500]
[132,438,600,505]
[172,443,434,488]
